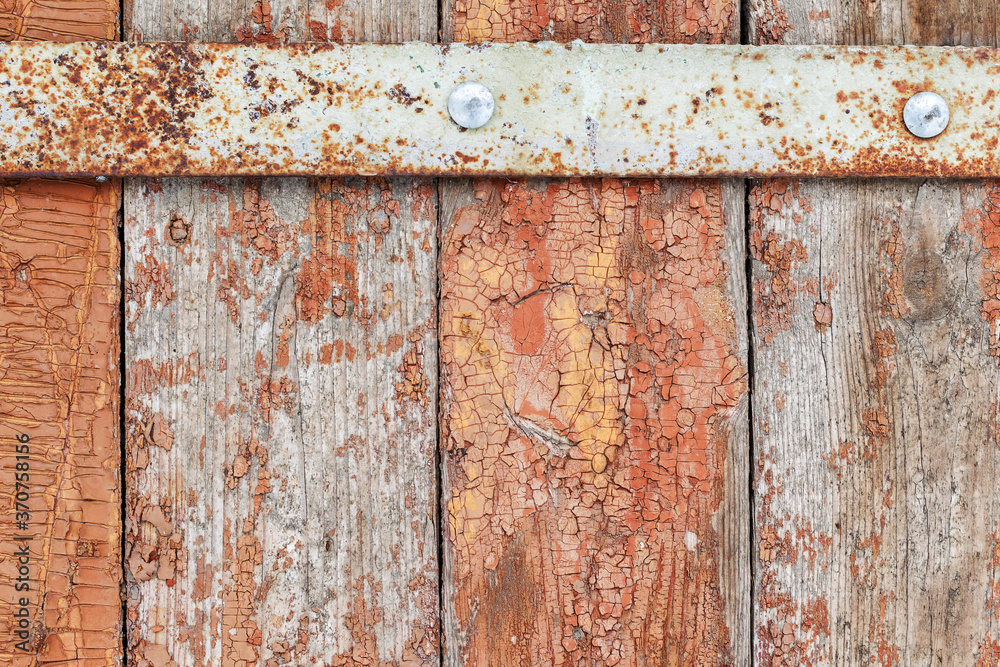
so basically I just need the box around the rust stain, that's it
[441,178,745,664]
[1,41,999,178]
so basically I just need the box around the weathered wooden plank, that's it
[0,2,121,666]
[749,2,1000,665]
[439,1,749,665]
[123,0,439,664]
[748,0,999,46]
[0,180,122,667]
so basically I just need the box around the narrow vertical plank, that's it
[0,4,121,666]
[439,3,749,666]
[749,2,1000,666]
[123,1,438,666]
[0,182,121,667]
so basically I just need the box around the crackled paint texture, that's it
[125,178,438,667]
[447,0,737,43]
[751,179,1000,666]
[441,0,745,663]
[440,178,746,665]
[0,180,122,666]
[0,0,121,665]
[0,0,116,40]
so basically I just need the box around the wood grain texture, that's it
[0,2,121,666]
[123,0,439,665]
[751,179,1000,667]
[0,180,122,667]
[747,0,1000,46]
[124,0,435,43]
[439,2,748,665]
[749,3,1000,666]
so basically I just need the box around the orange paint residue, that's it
[751,0,793,45]
[960,182,1000,361]
[878,216,910,319]
[977,634,1000,667]
[294,179,386,324]
[450,0,736,43]
[750,180,812,346]
[441,178,745,665]
[0,179,123,662]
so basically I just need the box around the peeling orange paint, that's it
[751,0,793,44]
[960,182,1000,360]
[450,0,737,43]
[442,178,745,664]
[878,216,910,319]
[750,180,812,346]
[128,175,438,665]
[0,179,122,665]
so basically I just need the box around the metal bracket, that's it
[0,42,996,177]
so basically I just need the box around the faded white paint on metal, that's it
[0,41,997,177]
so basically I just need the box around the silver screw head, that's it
[448,82,495,130]
[903,91,949,139]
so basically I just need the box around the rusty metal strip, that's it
[0,42,998,177]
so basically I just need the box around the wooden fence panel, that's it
[438,2,750,666]
[749,1,1000,665]
[122,2,439,666]
[0,3,121,666]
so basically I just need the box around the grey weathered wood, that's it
[750,2,1000,664]
[123,0,439,663]
[747,0,999,46]
[125,0,434,42]
[751,179,1000,666]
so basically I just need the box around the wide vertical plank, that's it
[749,2,1000,666]
[0,3,121,666]
[439,2,749,666]
[123,1,438,665]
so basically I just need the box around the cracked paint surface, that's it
[0,180,122,666]
[0,0,121,664]
[126,178,437,666]
[448,0,737,43]
[441,178,745,665]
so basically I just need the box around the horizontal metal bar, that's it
[0,42,997,177]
